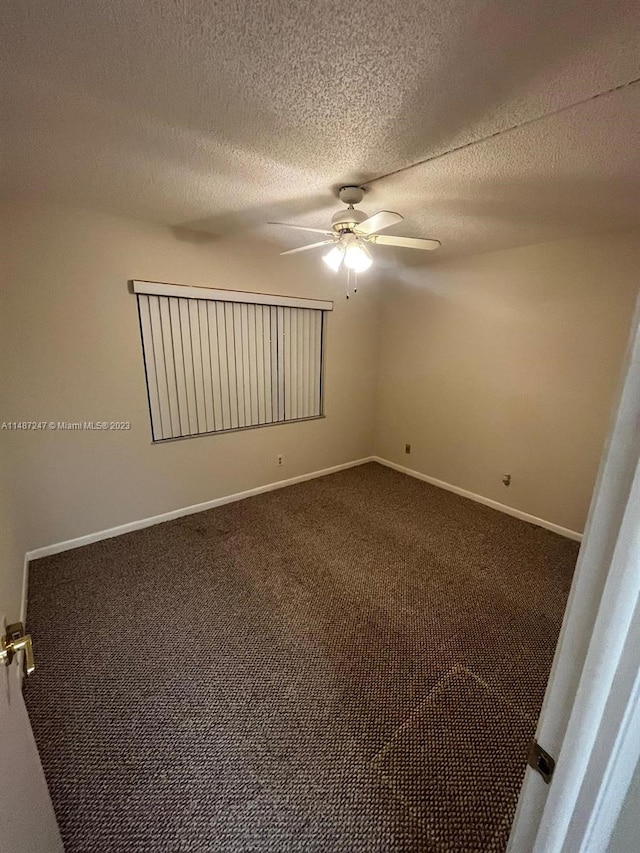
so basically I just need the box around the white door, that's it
[508,295,640,851]
[0,609,63,851]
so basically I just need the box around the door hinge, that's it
[527,739,555,784]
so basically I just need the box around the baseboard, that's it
[372,456,583,542]
[25,456,376,562]
[23,453,580,623]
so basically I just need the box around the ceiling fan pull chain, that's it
[346,267,358,299]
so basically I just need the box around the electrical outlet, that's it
[503,473,511,486]
[277,454,283,467]
[405,443,411,454]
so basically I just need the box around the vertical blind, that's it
[133,281,333,442]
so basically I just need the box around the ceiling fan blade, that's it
[268,222,333,236]
[371,234,441,251]
[280,239,335,256]
[354,210,404,236]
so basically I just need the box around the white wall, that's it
[0,201,381,620]
[374,230,640,534]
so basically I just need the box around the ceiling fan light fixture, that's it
[344,241,372,273]
[322,245,345,272]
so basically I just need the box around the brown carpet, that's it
[24,462,578,851]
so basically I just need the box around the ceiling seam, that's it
[364,75,640,187]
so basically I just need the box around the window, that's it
[133,280,333,442]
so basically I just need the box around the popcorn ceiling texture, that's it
[1,0,639,257]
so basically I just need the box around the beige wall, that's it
[374,230,640,533]
[0,201,381,619]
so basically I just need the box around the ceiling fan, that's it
[268,186,440,273]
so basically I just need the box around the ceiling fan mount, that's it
[268,185,440,273]
[338,185,365,206]
[331,187,368,233]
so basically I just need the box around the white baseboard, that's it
[22,453,581,619]
[25,457,375,563]
[372,456,583,542]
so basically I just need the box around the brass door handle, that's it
[1,622,35,675]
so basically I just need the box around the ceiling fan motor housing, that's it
[331,207,367,233]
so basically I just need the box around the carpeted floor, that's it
[25,462,578,851]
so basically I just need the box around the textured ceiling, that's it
[2,0,639,258]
